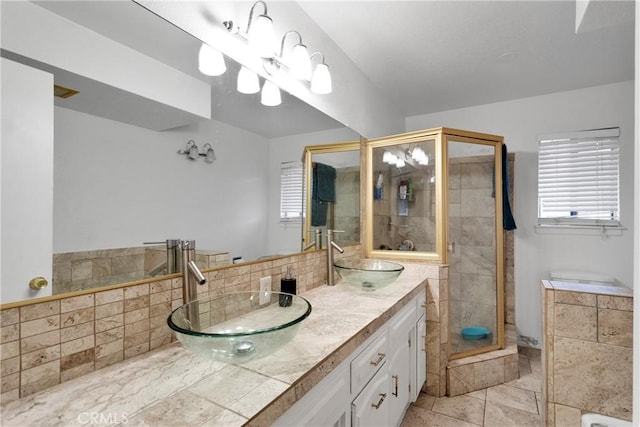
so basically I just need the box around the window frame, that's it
[279,161,304,223]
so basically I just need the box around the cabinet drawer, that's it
[351,332,388,393]
[351,364,389,427]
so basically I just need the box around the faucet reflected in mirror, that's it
[302,228,323,251]
[326,229,344,286]
[181,240,207,326]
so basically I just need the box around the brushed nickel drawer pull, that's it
[392,375,399,396]
[370,352,385,366]
[371,393,387,409]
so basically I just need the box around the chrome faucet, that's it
[143,239,181,276]
[180,240,206,324]
[303,228,323,251]
[326,230,344,286]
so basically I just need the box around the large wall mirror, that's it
[301,142,361,251]
[0,1,359,304]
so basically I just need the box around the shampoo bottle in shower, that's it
[374,172,384,200]
[279,266,297,307]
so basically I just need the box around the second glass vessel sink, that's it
[333,259,404,290]
[168,291,312,364]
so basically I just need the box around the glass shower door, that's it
[447,139,504,358]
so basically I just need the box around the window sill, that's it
[534,223,626,236]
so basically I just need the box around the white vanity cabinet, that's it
[275,289,427,427]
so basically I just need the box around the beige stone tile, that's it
[200,409,247,427]
[128,389,225,426]
[1,356,20,377]
[474,358,504,390]
[95,288,124,305]
[412,392,436,410]
[21,345,60,370]
[124,342,149,359]
[61,335,94,357]
[124,295,150,312]
[60,348,94,372]
[0,388,20,405]
[504,360,518,382]
[94,351,123,370]
[20,301,59,322]
[150,334,172,350]
[1,324,19,344]
[60,307,94,328]
[486,384,538,414]
[60,294,94,313]
[21,372,60,397]
[0,308,19,326]
[448,364,474,396]
[71,259,92,281]
[124,307,149,324]
[96,314,123,332]
[61,321,94,343]
[597,295,633,311]
[598,308,633,347]
[484,400,541,426]
[150,290,171,306]
[95,338,123,359]
[1,372,19,393]
[20,315,60,338]
[21,359,59,385]
[555,290,596,306]
[150,301,172,318]
[505,371,542,394]
[150,279,172,293]
[95,300,124,319]
[61,361,94,382]
[555,403,581,426]
[124,330,149,348]
[401,406,479,427]
[553,336,632,419]
[96,327,124,345]
[431,394,486,425]
[554,304,597,341]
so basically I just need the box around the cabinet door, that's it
[352,366,389,427]
[388,335,411,426]
[415,313,427,401]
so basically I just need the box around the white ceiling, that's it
[22,1,636,135]
[299,0,635,117]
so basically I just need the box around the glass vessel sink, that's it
[333,259,404,290]
[168,291,312,364]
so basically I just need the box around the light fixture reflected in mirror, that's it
[261,80,282,106]
[198,43,226,76]
[237,66,260,94]
[177,140,216,163]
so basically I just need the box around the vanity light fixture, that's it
[198,43,226,76]
[217,1,333,103]
[177,140,216,163]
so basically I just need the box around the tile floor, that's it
[402,347,542,426]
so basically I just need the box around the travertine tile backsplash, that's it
[0,246,360,404]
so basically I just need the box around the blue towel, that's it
[311,163,336,226]
[502,144,517,231]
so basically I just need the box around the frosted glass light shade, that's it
[289,44,312,80]
[237,66,260,94]
[261,80,281,106]
[248,15,276,58]
[310,63,332,94]
[198,43,226,76]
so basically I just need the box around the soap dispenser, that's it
[279,266,297,307]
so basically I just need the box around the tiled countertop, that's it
[1,262,431,427]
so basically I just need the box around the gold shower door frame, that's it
[363,128,505,358]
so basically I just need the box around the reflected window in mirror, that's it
[280,161,304,223]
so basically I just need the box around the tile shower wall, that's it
[541,281,633,425]
[334,166,360,244]
[448,155,498,353]
[0,246,360,404]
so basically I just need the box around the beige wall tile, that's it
[554,336,632,419]
[124,342,149,359]
[60,348,94,372]
[448,364,474,396]
[61,307,94,328]
[598,308,633,347]
[1,372,19,393]
[1,388,20,404]
[554,304,597,341]
[61,335,95,358]
[1,324,19,344]
[61,361,94,383]
[150,279,172,294]
[95,351,123,370]
[96,327,124,346]
[20,301,59,322]
[150,290,171,306]
[124,295,150,312]
[71,259,93,281]
[61,322,94,343]
[20,315,60,338]
[60,294,94,313]
[1,356,20,377]
[95,338,123,359]
[95,288,124,305]
[598,295,633,311]
[0,308,19,326]
[124,307,149,324]
[21,345,60,370]
[20,330,59,354]
[96,314,123,332]
[95,300,124,319]
[21,359,59,385]
[555,290,596,306]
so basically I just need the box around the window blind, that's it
[537,127,620,226]
[280,162,303,222]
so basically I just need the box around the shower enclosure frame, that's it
[363,127,505,359]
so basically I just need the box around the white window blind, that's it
[537,127,620,227]
[280,161,303,222]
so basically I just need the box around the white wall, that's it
[406,81,635,346]
[267,127,360,256]
[54,107,270,261]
